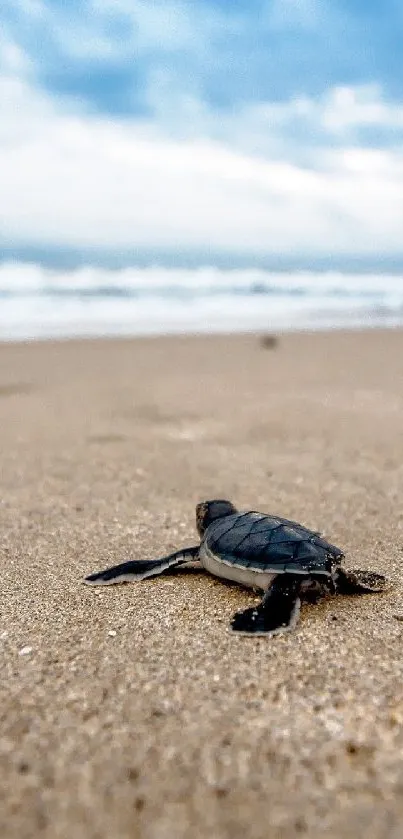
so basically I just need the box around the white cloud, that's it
[195,84,403,160]
[1,43,403,258]
[321,85,403,132]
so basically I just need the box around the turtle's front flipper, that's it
[84,546,199,586]
[230,575,302,636]
[335,568,387,594]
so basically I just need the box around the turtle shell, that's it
[203,511,343,576]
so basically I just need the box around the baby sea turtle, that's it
[84,500,386,636]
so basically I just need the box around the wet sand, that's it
[1,329,403,839]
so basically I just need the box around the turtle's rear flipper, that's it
[335,568,387,594]
[230,575,302,636]
[84,546,199,586]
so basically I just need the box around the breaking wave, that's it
[1,262,403,340]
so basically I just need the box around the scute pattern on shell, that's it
[204,512,344,576]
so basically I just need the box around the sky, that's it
[1,0,403,270]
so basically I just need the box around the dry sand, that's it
[1,329,403,839]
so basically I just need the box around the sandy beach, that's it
[1,329,403,839]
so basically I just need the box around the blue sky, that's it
[1,0,403,268]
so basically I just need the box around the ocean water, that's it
[1,262,403,341]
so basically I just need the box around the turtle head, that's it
[196,499,237,537]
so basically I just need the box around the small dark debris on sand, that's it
[259,334,279,350]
